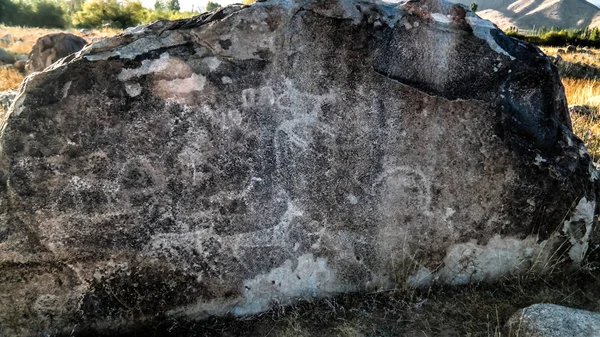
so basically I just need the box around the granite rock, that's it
[507,304,600,337]
[0,0,598,335]
[25,33,87,73]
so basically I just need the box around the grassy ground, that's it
[541,46,600,68]
[538,47,600,160]
[69,270,600,337]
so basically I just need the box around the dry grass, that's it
[562,78,600,160]
[0,67,24,92]
[541,46,600,68]
[537,46,600,161]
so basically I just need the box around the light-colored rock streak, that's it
[231,253,346,315]
[563,197,596,264]
[408,234,560,287]
[466,14,517,60]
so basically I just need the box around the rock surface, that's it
[0,47,15,64]
[0,0,598,335]
[13,60,26,73]
[0,90,16,111]
[507,304,600,337]
[25,33,87,73]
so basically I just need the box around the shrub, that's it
[73,0,145,28]
[206,1,220,11]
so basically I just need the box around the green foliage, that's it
[166,0,179,11]
[1,0,68,28]
[206,1,220,11]
[0,0,199,28]
[73,0,124,28]
[0,0,20,24]
[470,2,477,13]
[506,26,600,48]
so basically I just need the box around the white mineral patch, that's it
[563,197,595,264]
[203,57,221,72]
[62,81,72,99]
[231,253,346,315]
[347,194,359,205]
[466,15,516,60]
[125,83,142,97]
[431,13,451,24]
[156,73,206,94]
[221,76,233,84]
[118,52,171,81]
[434,235,555,285]
[444,207,456,221]
[535,154,547,164]
[407,266,433,287]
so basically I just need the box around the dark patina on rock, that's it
[0,0,598,335]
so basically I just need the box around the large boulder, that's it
[0,0,598,335]
[25,33,87,73]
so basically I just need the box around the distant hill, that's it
[450,0,600,30]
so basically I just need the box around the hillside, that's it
[450,0,600,30]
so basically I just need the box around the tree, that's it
[0,0,67,28]
[206,1,220,11]
[591,27,600,42]
[166,0,179,11]
[470,2,477,13]
[154,0,164,11]
[0,0,19,24]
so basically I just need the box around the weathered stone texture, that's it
[507,304,600,337]
[25,33,87,73]
[0,0,598,335]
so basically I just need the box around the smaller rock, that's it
[0,90,17,111]
[0,48,15,64]
[13,60,26,73]
[0,34,12,45]
[569,105,596,116]
[567,45,577,53]
[79,28,92,36]
[26,33,87,73]
[507,304,600,337]
[13,54,27,61]
[557,48,566,54]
